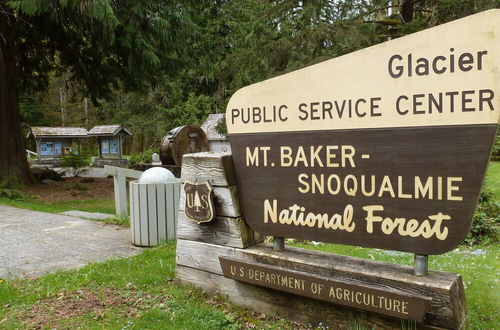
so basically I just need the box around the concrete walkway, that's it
[0,205,143,279]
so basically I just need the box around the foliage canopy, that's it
[1,0,499,182]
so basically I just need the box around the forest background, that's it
[15,0,500,157]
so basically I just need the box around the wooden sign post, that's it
[177,10,499,329]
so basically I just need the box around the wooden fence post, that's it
[114,170,127,216]
[104,165,143,217]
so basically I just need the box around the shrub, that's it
[465,183,499,245]
[215,117,227,138]
[0,176,26,201]
[104,215,130,227]
[128,149,156,167]
[60,152,89,177]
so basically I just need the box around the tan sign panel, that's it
[227,10,499,134]
[226,10,500,254]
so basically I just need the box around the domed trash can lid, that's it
[138,167,176,184]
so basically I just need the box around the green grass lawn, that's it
[0,242,294,329]
[486,161,500,201]
[0,241,497,329]
[0,198,116,215]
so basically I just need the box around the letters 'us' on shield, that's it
[225,10,500,255]
[184,181,215,224]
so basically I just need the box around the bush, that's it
[128,149,156,167]
[60,152,89,177]
[104,215,130,227]
[0,176,26,201]
[215,117,227,138]
[465,183,499,245]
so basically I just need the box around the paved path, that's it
[0,205,143,279]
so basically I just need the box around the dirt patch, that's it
[24,287,147,329]
[21,177,114,203]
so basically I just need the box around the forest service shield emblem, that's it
[184,181,215,223]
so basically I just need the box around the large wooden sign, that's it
[226,10,500,254]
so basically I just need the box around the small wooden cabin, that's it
[27,127,87,160]
[201,114,231,153]
[87,124,132,159]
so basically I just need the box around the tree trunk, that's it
[83,97,89,128]
[401,0,414,23]
[0,11,33,184]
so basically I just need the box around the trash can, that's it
[129,168,181,246]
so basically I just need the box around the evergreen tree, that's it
[2,0,498,184]
[0,0,197,183]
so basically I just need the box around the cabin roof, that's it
[87,124,132,137]
[27,127,88,139]
[201,114,227,141]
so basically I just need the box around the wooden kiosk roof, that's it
[87,124,132,137]
[27,127,88,139]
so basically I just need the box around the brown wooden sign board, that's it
[225,10,500,254]
[183,181,215,223]
[219,256,431,321]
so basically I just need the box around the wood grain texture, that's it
[180,185,241,218]
[173,181,180,235]
[176,265,425,330]
[160,125,209,166]
[176,211,263,248]
[176,239,466,329]
[219,256,431,321]
[181,152,236,187]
